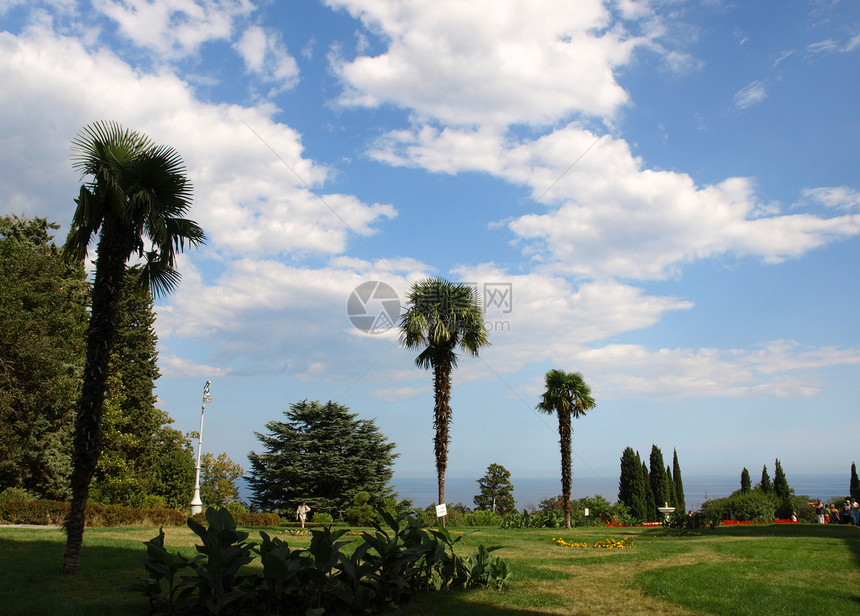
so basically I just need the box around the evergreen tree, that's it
[773,459,791,500]
[760,465,772,494]
[618,447,641,513]
[740,467,751,493]
[642,460,655,521]
[850,462,860,500]
[248,400,397,516]
[666,465,677,506]
[649,445,669,517]
[473,463,515,514]
[672,449,686,512]
[89,267,195,507]
[0,216,89,500]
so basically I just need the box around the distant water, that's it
[390,474,850,511]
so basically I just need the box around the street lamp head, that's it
[203,380,212,404]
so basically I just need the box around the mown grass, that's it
[0,523,857,615]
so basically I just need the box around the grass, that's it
[0,523,857,615]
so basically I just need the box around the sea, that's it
[390,474,850,511]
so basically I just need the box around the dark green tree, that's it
[666,465,677,506]
[399,277,489,510]
[62,121,204,574]
[0,215,89,500]
[642,459,655,522]
[672,449,685,512]
[772,459,791,500]
[248,400,397,517]
[649,445,670,518]
[760,465,772,494]
[537,369,596,529]
[618,447,648,520]
[850,462,860,500]
[474,463,515,514]
[741,467,751,493]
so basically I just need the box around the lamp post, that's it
[190,380,212,515]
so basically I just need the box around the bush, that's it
[462,510,502,526]
[312,511,333,525]
[701,489,778,522]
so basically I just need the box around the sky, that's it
[2,0,860,494]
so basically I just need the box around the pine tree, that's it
[248,400,397,516]
[741,467,751,493]
[474,463,515,514]
[760,465,772,493]
[672,449,686,512]
[773,459,791,500]
[618,447,641,513]
[850,462,860,500]
[0,216,88,500]
[666,465,677,507]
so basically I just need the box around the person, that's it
[809,499,825,524]
[828,504,840,524]
[852,498,860,526]
[790,511,797,523]
[296,501,311,528]
[841,500,851,524]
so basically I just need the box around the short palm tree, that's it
[62,121,205,574]
[399,277,489,512]
[537,369,596,529]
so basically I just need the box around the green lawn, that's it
[1,523,857,615]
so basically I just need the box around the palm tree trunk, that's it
[558,411,572,529]
[63,228,127,574]
[432,358,452,524]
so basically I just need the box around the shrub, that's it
[312,511,333,525]
[701,489,778,522]
[462,510,502,526]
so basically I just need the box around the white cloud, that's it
[326,0,647,126]
[801,186,860,210]
[235,25,299,90]
[369,124,860,280]
[94,0,254,58]
[0,24,394,257]
[734,79,767,109]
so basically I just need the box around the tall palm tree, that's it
[399,278,489,513]
[62,121,205,574]
[537,369,596,529]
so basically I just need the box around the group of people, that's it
[809,498,860,524]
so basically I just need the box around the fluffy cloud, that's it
[235,25,299,89]
[327,0,647,125]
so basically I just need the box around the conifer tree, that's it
[760,465,772,493]
[474,463,515,514]
[773,459,791,500]
[642,460,655,521]
[649,445,669,517]
[618,447,639,511]
[672,449,685,512]
[850,462,860,500]
[741,467,751,493]
[666,464,677,506]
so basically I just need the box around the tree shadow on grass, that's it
[0,536,147,616]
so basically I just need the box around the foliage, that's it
[462,510,503,526]
[741,467,751,493]
[0,494,189,526]
[248,400,397,518]
[200,452,244,507]
[312,512,334,525]
[473,463,515,515]
[398,277,490,509]
[125,507,510,615]
[850,462,859,500]
[345,491,377,526]
[672,449,685,512]
[536,368,596,528]
[62,121,205,574]
[759,465,772,493]
[649,445,671,518]
[702,488,779,523]
[642,460,655,521]
[772,459,791,501]
[0,215,88,500]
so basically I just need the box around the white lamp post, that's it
[190,380,212,515]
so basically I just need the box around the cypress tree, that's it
[649,445,669,517]
[741,467,751,493]
[850,462,860,500]
[773,459,791,500]
[642,460,655,521]
[672,449,686,512]
[760,465,772,494]
[619,447,647,519]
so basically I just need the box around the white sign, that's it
[435,503,448,518]
[584,508,590,517]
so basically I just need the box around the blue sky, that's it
[2,1,859,491]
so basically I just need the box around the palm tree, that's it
[62,121,204,574]
[399,278,489,513]
[536,369,596,529]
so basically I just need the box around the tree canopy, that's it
[247,400,397,517]
[473,463,515,515]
